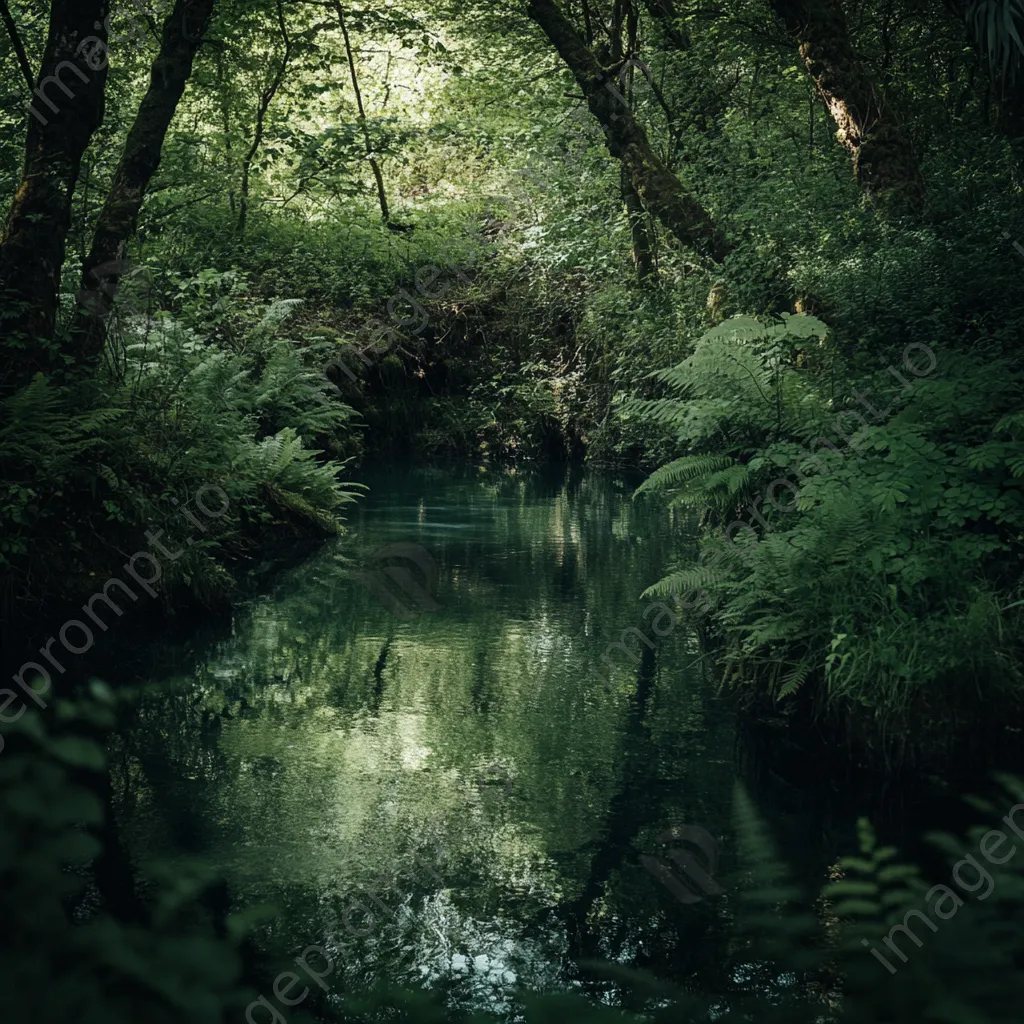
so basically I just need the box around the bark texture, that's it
[0,0,110,388]
[527,0,728,261]
[622,166,657,283]
[770,0,924,212]
[73,0,217,365]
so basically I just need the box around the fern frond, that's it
[255,298,303,337]
[635,454,733,497]
[732,782,822,970]
[777,659,812,699]
[640,564,729,600]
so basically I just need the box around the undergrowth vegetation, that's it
[5,0,1024,1017]
[633,312,1024,756]
[1,281,362,612]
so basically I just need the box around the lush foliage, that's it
[4,0,1024,1018]
[633,314,1024,746]
[1,277,362,609]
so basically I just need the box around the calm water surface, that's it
[115,465,838,1016]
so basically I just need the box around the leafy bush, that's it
[0,279,363,611]
[633,314,1024,739]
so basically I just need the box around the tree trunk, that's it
[622,166,657,283]
[335,1,390,223]
[618,2,657,283]
[217,47,237,214]
[73,0,217,368]
[237,0,291,235]
[527,0,728,261]
[769,0,924,212]
[0,0,110,390]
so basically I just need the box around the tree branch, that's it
[334,0,390,223]
[0,0,35,93]
[527,0,728,260]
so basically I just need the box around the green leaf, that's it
[45,737,106,771]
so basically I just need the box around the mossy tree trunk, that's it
[527,0,728,261]
[769,0,924,213]
[73,0,218,369]
[0,0,110,391]
[622,166,658,283]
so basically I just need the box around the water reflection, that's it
[113,464,809,1016]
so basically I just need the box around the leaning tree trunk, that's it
[72,0,218,368]
[769,0,924,213]
[0,0,110,391]
[527,0,728,261]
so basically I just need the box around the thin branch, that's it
[126,0,162,42]
[0,0,35,93]
[237,0,292,234]
[334,0,390,222]
[580,0,595,43]
[144,189,223,225]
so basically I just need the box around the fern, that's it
[640,564,728,602]
[635,318,1024,738]
[0,283,364,602]
[255,297,304,337]
[777,659,812,699]
[968,0,1024,83]
[634,453,732,497]
[239,428,362,533]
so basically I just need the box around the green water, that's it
[114,465,833,1016]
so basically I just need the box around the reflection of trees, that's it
[113,465,749,1004]
[557,639,733,1002]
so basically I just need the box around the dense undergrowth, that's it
[632,313,1024,762]
[1,280,363,618]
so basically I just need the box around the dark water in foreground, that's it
[114,465,848,1016]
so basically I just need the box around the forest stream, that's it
[7,0,1024,1019]
[112,465,840,1017]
